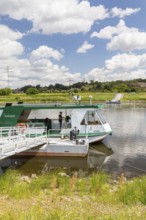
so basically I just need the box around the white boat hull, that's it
[16,138,89,157]
[88,134,108,143]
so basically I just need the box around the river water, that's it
[1,102,146,178]
[102,102,146,178]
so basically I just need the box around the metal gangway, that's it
[0,126,48,160]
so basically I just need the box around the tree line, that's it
[1,79,146,95]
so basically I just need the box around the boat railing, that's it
[0,126,73,140]
[47,128,80,140]
[25,126,47,137]
[0,126,47,142]
[47,129,67,138]
[0,126,48,160]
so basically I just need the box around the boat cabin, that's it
[0,102,112,143]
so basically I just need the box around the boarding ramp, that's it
[0,126,48,160]
[111,93,123,102]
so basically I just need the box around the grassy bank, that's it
[0,93,113,103]
[0,169,146,219]
[0,92,146,104]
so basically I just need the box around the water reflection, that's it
[103,102,146,178]
[0,142,113,175]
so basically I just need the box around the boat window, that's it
[0,110,3,117]
[27,123,44,128]
[81,118,87,125]
[80,111,101,125]
[28,124,33,127]
[33,123,44,127]
[96,110,107,124]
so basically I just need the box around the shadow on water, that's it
[0,142,113,175]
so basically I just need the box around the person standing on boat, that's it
[65,115,71,127]
[45,117,51,135]
[58,112,63,129]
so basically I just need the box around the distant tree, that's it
[12,78,146,93]
[21,85,33,93]
[26,87,39,95]
[0,88,12,95]
[81,86,89,92]
[94,82,102,91]
[48,84,54,90]
[103,83,112,92]
[53,83,68,90]
[72,82,84,89]
[36,84,40,89]
[72,88,80,93]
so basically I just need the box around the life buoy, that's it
[16,123,27,133]
[16,123,27,128]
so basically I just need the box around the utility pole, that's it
[68,78,73,87]
[6,66,13,88]
[6,66,10,88]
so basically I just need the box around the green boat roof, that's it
[0,102,104,127]
[0,103,103,110]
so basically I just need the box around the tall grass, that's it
[1,170,146,219]
[117,176,146,205]
[89,172,110,194]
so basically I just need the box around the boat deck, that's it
[0,127,89,159]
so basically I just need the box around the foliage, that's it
[26,87,39,95]
[0,88,12,96]
[12,78,146,94]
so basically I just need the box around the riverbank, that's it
[0,169,146,219]
[0,92,146,104]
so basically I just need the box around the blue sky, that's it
[0,0,146,88]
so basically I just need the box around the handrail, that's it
[0,126,48,160]
[0,126,47,142]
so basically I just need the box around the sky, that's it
[0,0,146,88]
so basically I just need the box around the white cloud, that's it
[111,7,140,18]
[0,23,82,88]
[0,58,83,88]
[91,19,146,52]
[85,67,107,82]
[0,44,82,88]
[0,25,24,59]
[76,41,94,53]
[85,53,146,82]
[0,2,145,88]
[107,32,146,51]
[27,46,83,85]
[86,67,146,82]
[0,0,109,34]
[0,24,23,40]
[91,19,137,39]
[30,46,63,61]
[105,53,141,71]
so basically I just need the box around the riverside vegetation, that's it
[0,169,146,219]
[1,92,146,103]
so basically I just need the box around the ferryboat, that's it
[0,102,112,158]
[0,102,112,144]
